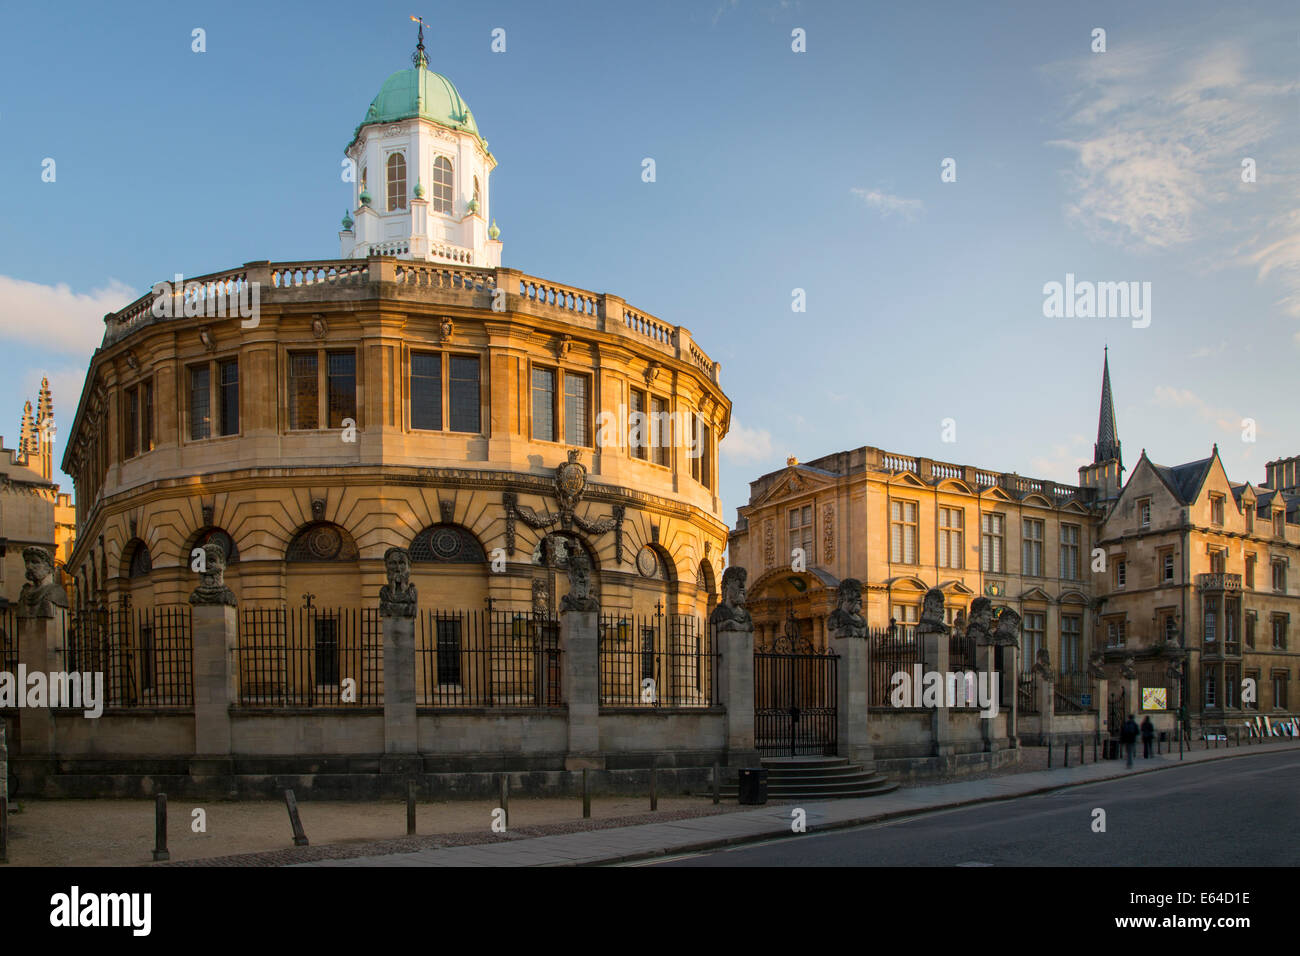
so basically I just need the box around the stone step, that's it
[719,779,898,800]
[717,758,897,800]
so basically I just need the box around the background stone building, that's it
[0,378,75,607]
[729,353,1300,731]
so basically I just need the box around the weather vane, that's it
[410,15,429,68]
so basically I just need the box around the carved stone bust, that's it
[989,607,1022,647]
[17,546,68,619]
[826,578,866,640]
[189,541,236,607]
[709,566,753,634]
[916,587,948,637]
[1031,646,1053,679]
[378,547,417,618]
[964,596,994,645]
[1166,656,1185,681]
[1087,648,1107,680]
[1121,656,1137,680]
[560,550,599,613]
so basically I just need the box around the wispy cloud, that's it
[0,275,133,354]
[1045,31,1300,326]
[850,187,923,220]
[1153,385,1249,436]
[720,419,774,463]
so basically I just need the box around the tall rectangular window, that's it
[789,505,813,564]
[1245,553,1256,589]
[1204,597,1218,643]
[1275,511,1285,537]
[189,365,211,440]
[1273,671,1288,710]
[431,156,453,214]
[1246,612,1256,649]
[981,513,1004,573]
[650,395,669,466]
[288,352,318,430]
[124,386,139,459]
[410,351,442,430]
[563,372,590,446]
[1060,524,1080,580]
[218,358,239,436]
[629,388,647,459]
[1210,549,1226,574]
[1273,615,1289,650]
[1273,560,1287,593]
[386,152,407,212]
[1246,508,1255,533]
[1023,612,1045,667]
[1211,494,1225,526]
[141,380,154,452]
[531,367,555,442]
[449,355,480,433]
[436,618,462,684]
[1106,618,1126,647]
[700,422,713,490]
[1163,551,1176,583]
[1060,615,1081,671]
[1115,559,1127,588]
[690,415,701,482]
[326,351,356,428]
[939,508,963,569]
[1245,670,1260,709]
[890,500,918,564]
[1139,499,1151,528]
[1023,518,1043,576]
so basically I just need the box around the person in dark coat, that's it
[1121,715,1140,768]
[1140,715,1155,758]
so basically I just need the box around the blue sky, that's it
[1,0,1297,523]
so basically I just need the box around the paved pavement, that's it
[299,737,1300,867]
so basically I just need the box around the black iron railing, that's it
[1054,670,1092,714]
[0,606,15,676]
[754,648,838,756]
[418,610,562,707]
[237,606,382,707]
[598,614,714,707]
[869,625,922,708]
[66,606,193,708]
[1018,671,1039,714]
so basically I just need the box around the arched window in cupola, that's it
[432,156,454,214]
[387,153,407,211]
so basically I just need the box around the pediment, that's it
[883,575,928,591]
[981,486,1015,503]
[1020,586,1053,603]
[753,466,836,506]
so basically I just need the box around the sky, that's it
[1,0,1297,526]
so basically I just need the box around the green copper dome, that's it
[348,67,490,154]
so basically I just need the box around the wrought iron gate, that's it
[753,650,838,756]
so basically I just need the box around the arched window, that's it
[696,559,716,597]
[125,540,152,579]
[432,156,453,213]
[286,522,359,562]
[386,153,407,212]
[190,528,240,564]
[409,524,486,564]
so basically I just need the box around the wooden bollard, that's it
[1064,741,1070,767]
[152,793,170,862]
[499,774,509,829]
[1080,742,1085,765]
[406,780,416,836]
[582,768,591,819]
[283,790,309,846]
[1047,741,1052,768]
[650,769,658,812]
[712,762,720,805]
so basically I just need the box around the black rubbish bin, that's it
[1103,739,1119,760]
[737,768,768,805]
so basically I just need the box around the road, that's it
[654,750,1300,866]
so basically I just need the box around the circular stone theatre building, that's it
[62,42,730,633]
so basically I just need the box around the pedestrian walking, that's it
[1141,715,1155,758]
[1121,714,1140,768]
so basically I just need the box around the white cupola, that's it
[339,25,502,267]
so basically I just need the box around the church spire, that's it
[1094,347,1121,468]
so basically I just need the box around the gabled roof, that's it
[1150,455,1214,505]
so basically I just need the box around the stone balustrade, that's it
[99,257,720,384]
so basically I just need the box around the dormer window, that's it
[432,156,453,214]
[1246,506,1255,533]
[1138,498,1151,528]
[387,153,407,211]
[1275,510,1286,537]
[1210,494,1225,526]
